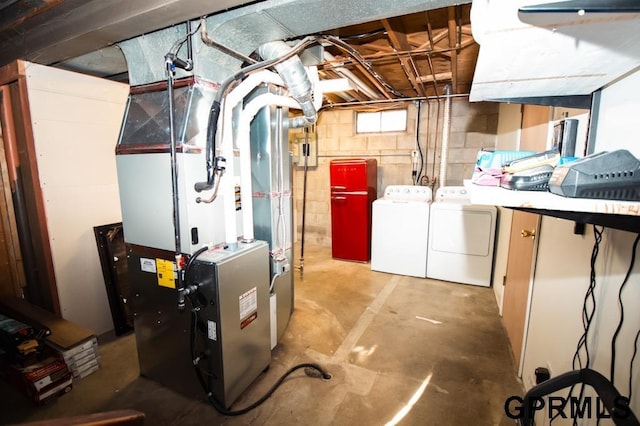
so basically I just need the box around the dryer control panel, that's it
[434,186,470,203]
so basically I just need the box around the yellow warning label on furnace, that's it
[156,259,176,289]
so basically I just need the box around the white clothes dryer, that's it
[371,185,432,278]
[427,186,497,287]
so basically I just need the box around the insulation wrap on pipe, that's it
[257,41,317,127]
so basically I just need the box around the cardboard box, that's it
[0,355,73,404]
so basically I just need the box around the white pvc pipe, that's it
[237,93,302,241]
[219,70,285,245]
[439,85,452,188]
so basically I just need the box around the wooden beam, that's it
[0,61,26,86]
[417,29,449,50]
[352,62,394,100]
[381,18,425,97]
[417,72,453,83]
[437,37,476,59]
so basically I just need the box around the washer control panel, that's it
[383,185,432,202]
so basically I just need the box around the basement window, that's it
[356,109,407,133]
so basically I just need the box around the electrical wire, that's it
[414,101,424,185]
[170,20,203,57]
[421,101,431,186]
[320,35,405,98]
[630,328,640,401]
[610,233,640,389]
[572,226,603,426]
[332,29,387,41]
[430,99,441,187]
[550,225,603,425]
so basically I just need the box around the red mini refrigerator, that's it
[330,159,378,262]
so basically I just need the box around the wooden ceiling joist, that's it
[417,71,452,83]
[381,18,425,97]
[417,29,448,50]
[351,62,394,100]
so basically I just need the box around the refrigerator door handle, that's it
[331,185,347,191]
[331,196,347,201]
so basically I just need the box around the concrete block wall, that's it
[290,99,499,247]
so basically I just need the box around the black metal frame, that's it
[93,222,133,336]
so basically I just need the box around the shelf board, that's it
[463,180,640,233]
[463,180,640,216]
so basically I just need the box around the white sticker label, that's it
[140,258,156,273]
[207,320,217,341]
[239,287,257,320]
[34,375,52,391]
[239,287,258,329]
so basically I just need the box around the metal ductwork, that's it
[258,41,317,128]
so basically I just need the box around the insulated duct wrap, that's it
[258,41,317,127]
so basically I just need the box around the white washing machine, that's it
[371,185,432,278]
[427,186,497,287]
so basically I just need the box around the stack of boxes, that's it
[47,337,101,380]
[0,313,73,404]
[0,298,102,404]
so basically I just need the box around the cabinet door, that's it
[520,104,550,151]
[502,104,548,373]
[503,211,540,369]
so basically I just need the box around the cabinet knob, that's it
[521,229,536,240]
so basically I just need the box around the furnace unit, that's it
[114,19,328,411]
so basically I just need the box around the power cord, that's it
[630,328,640,402]
[610,233,640,390]
[550,225,603,425]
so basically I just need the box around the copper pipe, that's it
[424,11,440,96]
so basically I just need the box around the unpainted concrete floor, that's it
[2,245,523,425]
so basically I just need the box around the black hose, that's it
[188,301,331,416]
[205,362,331,416]
[184,245,210,284]
[195,36,318,192]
